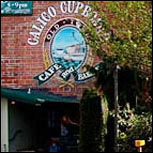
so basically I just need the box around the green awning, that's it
[1,88,79,105]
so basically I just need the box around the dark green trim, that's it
[1,88,79,105]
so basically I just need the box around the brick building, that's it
[1,1,103,152]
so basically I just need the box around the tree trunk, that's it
[114,65,119,152]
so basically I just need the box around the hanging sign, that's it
[27,1,102,86]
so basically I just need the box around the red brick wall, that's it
[1,1,102,99]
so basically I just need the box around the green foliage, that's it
[83,1,152,79]
[83,1,152,108]
[110,104,152,152]
[80,2,152,152]
[79,89,109,152]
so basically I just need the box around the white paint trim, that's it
[1,98,9,152]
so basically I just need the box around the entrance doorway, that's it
[9,101,79,152]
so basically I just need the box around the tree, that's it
[82,1,152,107]
[80,1,152,151]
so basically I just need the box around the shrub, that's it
[113,104,152,152]
[79,89,109,152]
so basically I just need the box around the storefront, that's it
[1,1,103,152]
[1,88,80,152]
